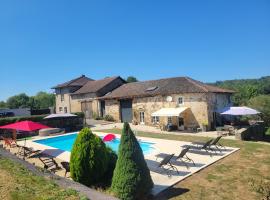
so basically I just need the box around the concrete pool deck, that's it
[17,132,239,196]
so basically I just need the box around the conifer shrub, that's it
[70,127,113,187]
[111,123,153,200]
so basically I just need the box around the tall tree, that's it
[126,76,138,83]
[34,91,55,109]
[6,93,30,109]
[111,123,153,200]
[248,95,270,126]
[0,101,6,108]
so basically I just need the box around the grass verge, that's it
[0,156,82,200]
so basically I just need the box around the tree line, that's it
[0,92,55,110]
[212,76,270,125]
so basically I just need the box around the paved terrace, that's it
[14,132,239,196]
[90,122,236,140]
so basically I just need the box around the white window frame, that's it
[178,97,184,105]
[139,111,145,124]
[168,116,172,124]
[59,107,63,112]
[64,107,67,113]
[152,116,160,124]
[61,94,64,102]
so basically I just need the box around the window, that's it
[61,94,64,102]
[59,107,63,112]
[168,117,172,124]
[139,112,145,124]
[152,116,160,124]
[145,86,158,92]
[64,107,67,113]
[178,97,184,105]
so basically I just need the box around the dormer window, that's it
[146,86,158,92]
[178,97,184,105]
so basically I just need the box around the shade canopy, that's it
[0,120,50,132]
[219,106,260,116]
[44,113,77,119]
[151,107,188,117]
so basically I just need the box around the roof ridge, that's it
[66,75,88,86]
[184,77,209,92]
[123,76,187,86]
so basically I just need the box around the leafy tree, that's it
[212,76,270,105]
[6,93,30,109]
[0,101,7,108]
[126,76,138,83]
[70,128,116,187]
[111,123,153,200]
[34,91,55,109]
[248,95,270,126]
[4,92,55,109]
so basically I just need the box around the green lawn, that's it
[0,156,83,200]
[98,129,270,200]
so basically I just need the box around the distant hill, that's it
[210,76,270,105]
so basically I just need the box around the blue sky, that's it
[0,0,269,101]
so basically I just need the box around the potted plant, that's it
[202,121,208,132]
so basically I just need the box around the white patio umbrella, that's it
[44,113,77,119]
[219,106,260,116]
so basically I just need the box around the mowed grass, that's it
[0,156,82,200]
[98,129,270,200]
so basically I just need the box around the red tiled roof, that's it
[102,77,235,99]
[52,75,93,89]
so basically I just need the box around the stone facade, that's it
[105,100,120,120]
[104,92,231,130]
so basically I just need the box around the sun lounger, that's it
[39,155,61,173]
[17,145,41,158]
[175,147,195,169]
[157,154,179,176]
[192,139,216,155]
[61,162,70,177]
[209,136,225,152]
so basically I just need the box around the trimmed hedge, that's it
[111,123,153,200]
[104,115,114,122]
[70,127,117,187]
[72,112,85,118]
[0,115,47,126]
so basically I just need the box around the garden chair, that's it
[39,155,61,173]
[157,154,179,176]
[1,136,16,148]
[192,139,216,155]
[61,162,70,177]
[17,145,41,159]
[210,136,225,152]
[175,147,195,169]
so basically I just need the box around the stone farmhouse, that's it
[53,75,234,130]
[52,75,125,118]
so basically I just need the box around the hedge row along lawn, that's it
[98,129,270,200]
[0,156,83,200]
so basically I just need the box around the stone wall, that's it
[206,93,231,129]
[104,92,231,130]
[105,100,120,121]
[55,93,71,113]
[132,93,208,129]
[70,98,82,113]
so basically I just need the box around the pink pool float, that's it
[103,134,116,142]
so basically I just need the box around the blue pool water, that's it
[34,133,155,155]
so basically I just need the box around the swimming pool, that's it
[34,133,155,155]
